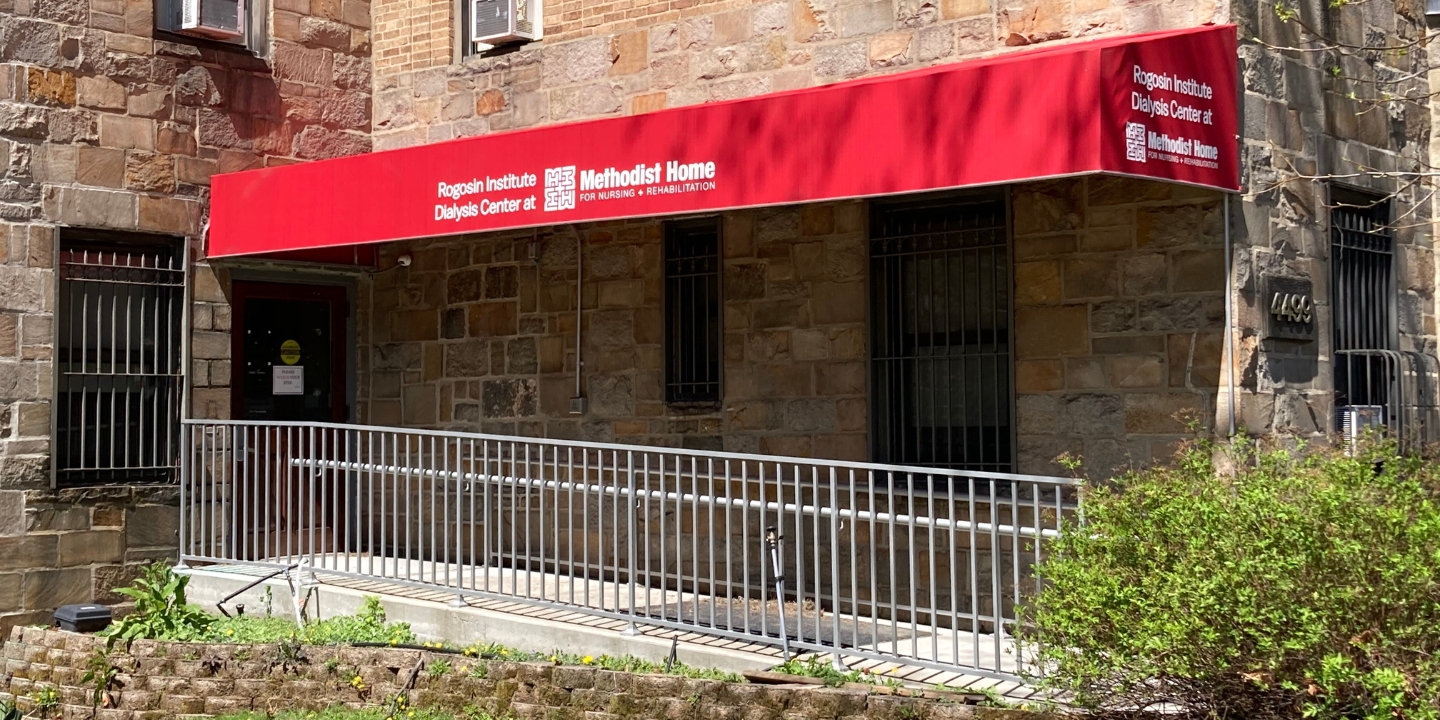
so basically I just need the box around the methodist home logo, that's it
[546,160,718,207]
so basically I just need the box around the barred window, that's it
[56,235,185,486]
[1331,189,1396,425]
[664,219,722,405]
[871,192,1013,472]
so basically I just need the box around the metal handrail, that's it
[289,457,1065,539]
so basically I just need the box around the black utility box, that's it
[54,604,112,633]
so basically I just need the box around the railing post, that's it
[829,466,843,673]
[621,449,640,637]
[176,421,190,570]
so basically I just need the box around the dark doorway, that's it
[231,281,349,422]
[870,192,1014,472]
[229,281,350,561]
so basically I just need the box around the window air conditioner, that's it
[472,0,540,47]
[1337,404,1386,455]
[179,0,244,40]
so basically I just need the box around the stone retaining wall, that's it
[0,627,1009,720]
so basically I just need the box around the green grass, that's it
[215,705,494,720]
[206,598,416,646]
[772,655,868,687]
[454,643,742,683]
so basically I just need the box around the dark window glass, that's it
[665,219,722,404]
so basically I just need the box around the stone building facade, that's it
[1,0,1435,637]
[342,178,1229,474]
[0,0,373,633]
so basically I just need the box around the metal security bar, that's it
[871,194,1013,472]
[56,242,185,486]
[180,420,1079,680]
[665,219,721,404]
[1327,196,1440,448]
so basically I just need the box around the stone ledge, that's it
[0,628,1046,720]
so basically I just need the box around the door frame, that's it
[230,279,352,422]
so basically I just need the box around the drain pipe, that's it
[570,225,586,414]
[1224,195,1237,437]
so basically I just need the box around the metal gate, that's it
[870,193,1013,472]
[55,239,185,486]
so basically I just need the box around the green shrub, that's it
[1023,438,1440,720]
[103,561,215,645]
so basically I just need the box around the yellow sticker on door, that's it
[280,339,301,365]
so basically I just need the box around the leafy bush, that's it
[1023,438,1440,720]
[104,561,215,645]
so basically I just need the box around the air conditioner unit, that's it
[179,0,244,40]
[1338,405,1386,455]
[472,0,541,47]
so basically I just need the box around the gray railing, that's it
[179,420,1081,680]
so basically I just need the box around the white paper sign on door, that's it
[273,366,304,395]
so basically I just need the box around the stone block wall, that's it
[0,0,372,634]
[361,200,868,458]
[363,0,1439,451]
[0,486,180,638]
[1011,177,1226,477]
[0,628,1016,720]
[1232,0,1434,439]
[369,0,1223,149]
[360,178,1230,478]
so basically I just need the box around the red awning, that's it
[209,24,1237,258]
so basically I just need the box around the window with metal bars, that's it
[56,236,185,486]
[870,192,1013,472]
[664,218,722,405]
[1330,189,1397,427]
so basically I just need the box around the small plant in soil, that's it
[773,655,865,687]
[81,648,121,708]
[30,686,59,718]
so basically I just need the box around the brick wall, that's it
[361,201,867,458]
[372,0,452,77]
[0,0,372,632]
[0,628,1017,720]
[369,0,1223,147]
